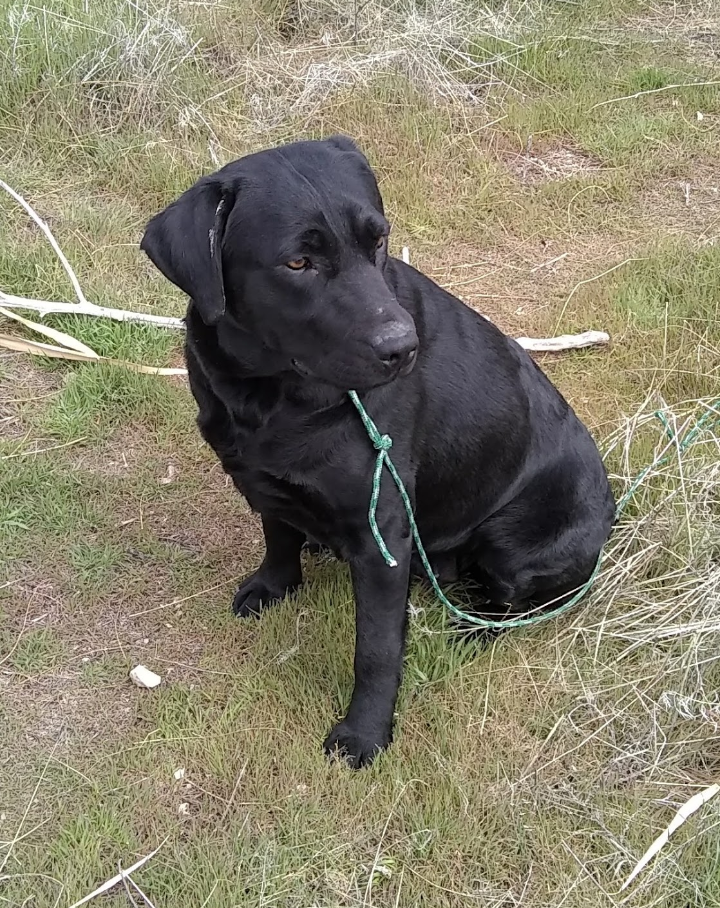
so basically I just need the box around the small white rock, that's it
[178,802,190,816]
[160,463,177,484]
[129,665,162,689]
[174,768,185,781]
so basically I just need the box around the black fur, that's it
[141,136,615,768]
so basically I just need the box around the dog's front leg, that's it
[324,516,411,768]
[232,516,304,618]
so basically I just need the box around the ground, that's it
[1,0,720,905]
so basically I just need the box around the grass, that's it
[40,361,189,442]
[1,0,720,905]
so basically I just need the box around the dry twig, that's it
[66,842,166,908]
[589,79,720,111]
[620,784,720,891]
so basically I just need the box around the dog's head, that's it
[141,136,418,391]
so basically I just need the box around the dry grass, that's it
[2,0,720,905]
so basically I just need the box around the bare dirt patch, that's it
[2,674,135,752]
[639,161,720,241]
[502,144,602,185]
[71,427,154,477]
[137,457,263,561]
[411,232,641,339]
[417,241,551,336]
[0,352,63,440]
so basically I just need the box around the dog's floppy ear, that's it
[141,176,237,326]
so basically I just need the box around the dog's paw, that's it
[323,721,391,769]
[231,572,296,619]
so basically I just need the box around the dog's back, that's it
[381,258,615,609]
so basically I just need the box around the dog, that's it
[141,136,615,767]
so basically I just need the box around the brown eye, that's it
[376,236,385,249]
[286,257,308,270]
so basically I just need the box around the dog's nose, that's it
[372,321,419,373]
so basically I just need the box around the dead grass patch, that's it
[0,352,62,440]
[502,144,602,186]
[626,1,720,64]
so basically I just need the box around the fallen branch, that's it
[0,178,92,309]
[0,179,611,359]
[120,865,141,908]
[515,330,609,352]
[0,291,185,330]
[120,861,157,908]
[0,179,183,330]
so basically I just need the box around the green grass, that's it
[40,361,190,443]
[612,243,720,329]
[473,31,720,174]
[2,0,720,905]
[8,627,66,674]
[0,455,110,546]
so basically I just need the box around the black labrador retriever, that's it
[141,136,615,767]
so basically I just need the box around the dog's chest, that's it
[222,398,373,538]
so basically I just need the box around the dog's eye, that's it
[286,257,308,270]
[375,236,385,249]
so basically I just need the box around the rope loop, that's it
[348,389,720,630]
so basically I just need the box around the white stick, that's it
[67,842,165,908]
[130,878,156,908]
[0,179,184,329]
[0,179,94,310]
[620,783,720,892]
[119,864,140,908]
[1,289,610,352]
[0,291,184,330]
[514,330,610,352]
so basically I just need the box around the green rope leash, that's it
[348,390,720,631]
